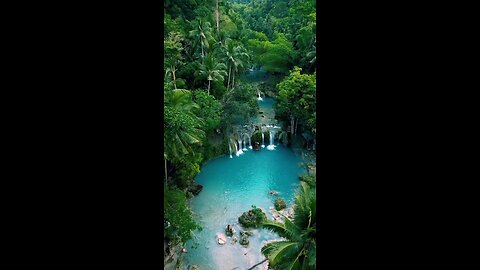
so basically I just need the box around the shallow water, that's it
[183,146,306,270]
[254,97,276,126]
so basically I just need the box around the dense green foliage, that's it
[220,82,259,132]
[164,186,202,245]
[164,0,316,251]
[275,66,316,138]
[299,174,316,188]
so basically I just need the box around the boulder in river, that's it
[215,232,227,245]
[238,206,267,228]
[225,224,235,236]
[239,234,250,246]
[187,182,203,196]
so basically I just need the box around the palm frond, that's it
[262,241,299,266]
[262,221,290,239]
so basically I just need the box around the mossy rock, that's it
[225,224,235,236]
[239,235,249,246]
[251,131,262,145]
[274,198,287,211]
[238,206,267,228]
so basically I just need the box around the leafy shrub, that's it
[164,187,202,245]
[251,131,262,145]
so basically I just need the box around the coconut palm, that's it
[189,19,213,60]
[261,182,316,269]
[197,53,227,95]
[164,88,205,186]
[222,39,250,91]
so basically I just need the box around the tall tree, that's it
[197,53,228,95]
[275,66,316,135]
[189,19,213,60]
[222,39,249,91]
[164,32,184,89]
[164,88,205,185]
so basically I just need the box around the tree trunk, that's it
[208,80,211,95]
[232,70,235,89]
[291,117,295,134]
[295,118,298,135]
[164,159,168,188]
[227,65,231,91]
[216,0,219,33]
[171,66,177,89]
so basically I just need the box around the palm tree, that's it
[261,182,316,269]
[189,20,213,61]
[197,53,227,95]
[222,39,250,91]
[164,88,205,186]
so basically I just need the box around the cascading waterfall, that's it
[242,134,249,150]
[236,139,244,156]
[229,144,232,158]
[257,90,263,101]
[267,130,276,150]
[248,134,252,149]
[261,132,265,148]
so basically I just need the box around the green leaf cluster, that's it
[275,66,316,131]
[164,186,202,244]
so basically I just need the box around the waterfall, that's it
[248,134,252,149]
[236,139,244,156]
[257,90,263,101]
[261,133,265,148]
[242,138,247,151]
[267,130,276,150]
[229,144,232,158]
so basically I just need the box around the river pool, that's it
[182,145,306,270]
